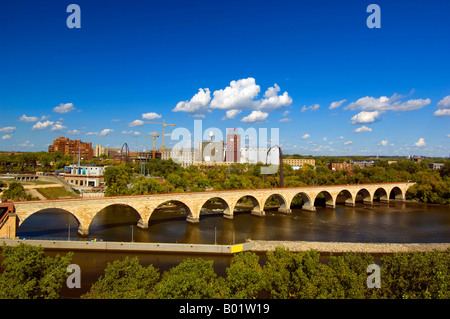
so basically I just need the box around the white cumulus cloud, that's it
[0,126,16,133]
[142,112,162,120]
[173,78,292,117]
[87,129,113,136]
[210,78,260,110]
[434,109,450,116]
[302,133,310,139]
[345,94,430,112]
[50,122,66,132]
[53,103,75,114]
[32,121,54,130]
[255,84,293,112]
[240,110,269,123]
[301,104,320,112]
[353,125,373,133]
[19,114,39,122]
[67,129,80,135]
[414,138,426,147]
[129,120,144,127]
[122,130,141,136]
[19,140,34,147]
[173,88,211,114]
[222,109,242,120]
[434,95,450,116]
[350,111,382,124]
[329,99,347,110]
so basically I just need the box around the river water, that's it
[9,200,450,298]
[16,200,450,244]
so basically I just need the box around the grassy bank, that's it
[36,187,78,200]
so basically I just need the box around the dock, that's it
[0,238,255,255]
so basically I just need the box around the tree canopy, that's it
[0,243,73,299]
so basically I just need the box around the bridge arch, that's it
[389,187,404,200]
[373,187,389,203]
[87,203,142,237]
[200,197,232,219]
[233,195,263,217]
[17,208,81,238]
[262,193,289,214]
[313,190,335,208]
[151,199,193,224]
[355,188,372,204]
[335,189,354,206]
[290,192,315,211]
[145,200,193,228]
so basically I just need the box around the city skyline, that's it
[0,0,449,156]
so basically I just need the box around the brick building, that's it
[329,162,353,171]
[48,136,94,160]
[283,158,316,168]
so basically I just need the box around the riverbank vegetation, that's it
[103,158,450,205]
[1,243,449,299]
[1,151,449,205]
[82,248,450,299]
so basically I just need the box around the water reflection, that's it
[17,201,450,244]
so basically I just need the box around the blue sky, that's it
[0,0,449,156]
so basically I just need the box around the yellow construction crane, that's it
[143,119,176,151]
[143,131,160,159]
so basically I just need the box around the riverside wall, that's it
[2,238,449,255]
[250,240,450,254]
[0,238,255,255]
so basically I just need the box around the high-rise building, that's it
[48,136,93,160]
[94,145,120,158]
[240,147,279,164]
[226,129,241,163]
[195,141,225,163]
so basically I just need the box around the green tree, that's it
[326,253,375,299]
[261,247,325,299]
[129,176,169,194]
[151,258,225,299]
[373,251,450,299]
[82,257,160,299]
[1,181,31,201]
[407,171,450,205]
[223,174,253,190]
[0,243,73,299]
[167,172,189,190]
[104,164,133,196]
[225,252,263,299]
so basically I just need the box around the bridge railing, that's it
[14,236,103,242]
[0,212,9,230]
[12,182,415,204]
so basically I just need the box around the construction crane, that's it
[143,119,175,151]
[143,131,160,159]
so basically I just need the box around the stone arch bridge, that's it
[11,182,414,236]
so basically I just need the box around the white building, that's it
[63,165,106,187]
[240,147,279,165]
[162,149,195,167]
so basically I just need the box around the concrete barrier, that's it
[0,238,255,255]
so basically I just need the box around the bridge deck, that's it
[11,182,414,204]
